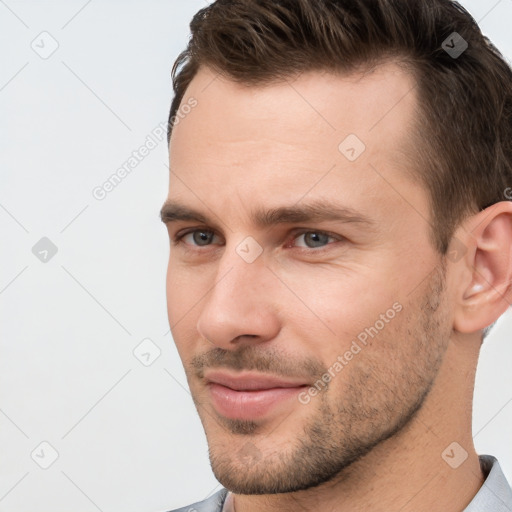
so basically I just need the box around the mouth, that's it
[204,370,310,420]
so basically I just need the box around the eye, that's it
[174,229,220,247]
[290,230,339,249]
[172,228,341,252]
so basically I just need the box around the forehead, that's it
[171,62,417,145]
[168,63,426,227]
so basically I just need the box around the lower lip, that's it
[208,383,307,420]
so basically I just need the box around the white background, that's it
[1,1,511,511]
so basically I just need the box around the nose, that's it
[196,245,281,350]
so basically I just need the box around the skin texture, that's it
[163,64,512,511]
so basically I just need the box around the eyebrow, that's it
[160,200,375,229]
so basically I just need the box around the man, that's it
[161,0,512,510]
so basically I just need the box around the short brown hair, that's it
[167,0,512,254]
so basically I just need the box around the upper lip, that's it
[204,371,309,391]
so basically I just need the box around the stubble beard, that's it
[197,264,451,494]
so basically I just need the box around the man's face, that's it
[163,64,454,493]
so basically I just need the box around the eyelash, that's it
[171,228,343,253]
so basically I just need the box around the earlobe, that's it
[453,202,512,334]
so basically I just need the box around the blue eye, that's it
[172,229,340,251]
[293,231,335,249]
[179,230,218,246]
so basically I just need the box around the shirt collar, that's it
[464,455,512,511]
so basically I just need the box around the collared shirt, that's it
[220,455,512,511]
[465,455,512,511]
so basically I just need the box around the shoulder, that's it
[166,489,229,512]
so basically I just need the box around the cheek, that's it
[165,262,181,325]
[279,267,409,387]
[283,264,402,343]
[165,261,204,360]
[166,259,204,324]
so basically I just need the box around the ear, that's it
[452,201,512,334]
